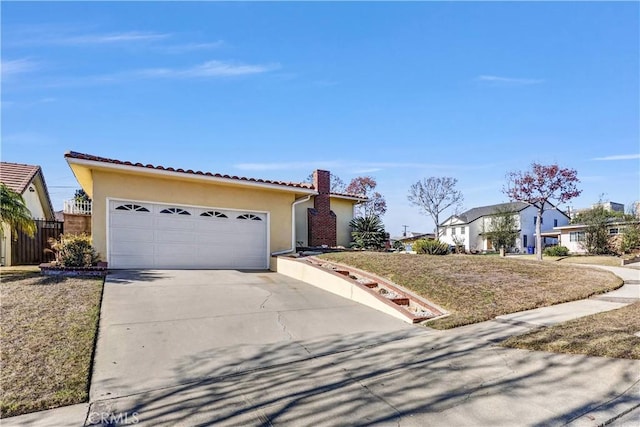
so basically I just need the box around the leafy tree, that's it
[572,202,633,255]
[349,215,387,250]
[407,177,463,238]
[483,206,519,256]
[0,183,36,239]
[504,163,581,260]
[621,223,640,254]
[74,189,91,203]
[346,176,387,217]
[304,173,347,193]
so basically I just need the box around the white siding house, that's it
[439,202,570,253]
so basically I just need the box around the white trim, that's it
[329,194,367,202]
[106,197,271,269]
[68,157,318,195]
[272,194,313,256]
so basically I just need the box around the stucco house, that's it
[547,219,639,254]
[0,162,56,265]
[65,151,364,270]
[439,201,570,253]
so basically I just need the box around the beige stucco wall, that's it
[274,256,412,323]
[21,187,46,220]
[294,199,314,247]
[90,169,297,262]
[1,223,11,266]
[293,197,355,247]
[332,198,356,247]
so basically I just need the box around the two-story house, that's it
[439,202,570,253]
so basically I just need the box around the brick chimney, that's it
[308,170,337,247]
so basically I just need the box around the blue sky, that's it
[2,2,639,236]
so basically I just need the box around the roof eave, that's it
[66,157,318,195]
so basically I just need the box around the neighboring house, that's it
[0,162,56,266]
[65,151,364,270]
[390,232,435,251]
[439,202,570,253]
[550,219,639,254]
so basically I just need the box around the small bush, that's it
[413,239,450,255]
[544,245,569,257]
[48,233,100,267]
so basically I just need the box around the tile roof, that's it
[0,162,41,193]
[65,151,315,190]
[455,201,530,224]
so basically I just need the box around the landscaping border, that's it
[39,263,108,277]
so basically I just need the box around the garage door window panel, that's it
[115,204,150,212]
[200,211,228,218]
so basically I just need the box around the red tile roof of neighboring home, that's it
[65,151,368,197]
[0,162,41,193]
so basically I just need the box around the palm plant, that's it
[349,215,387,250]
[0,183,36,239]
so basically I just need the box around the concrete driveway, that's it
[85,270,640,426]
[90,270,424,402]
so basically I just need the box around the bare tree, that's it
[407,177,463,239]
[346,176,387,218]
[504,163,581,261]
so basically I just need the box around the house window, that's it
[237,214,262,221]
[160,208,191,215]
[534,217,543,225]
[554,219,558,227]
[460,227,465,235]
[609,228,619,235]
[200,211,228,218]
[570,231,586,242]
[115,204,149,212]
[451,227,456,235]
[523,235,528,247]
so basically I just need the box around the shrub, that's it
[543,245,569,257]
[413,239,450,255]
[620,224,640,254]
[392,240,405,252]
[350,215,387,250]
[47,233,100,267]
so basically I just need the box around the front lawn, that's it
[318,252,622,329]
[502,301,640,359]
[513,254,630,267]
[0,269,104,417]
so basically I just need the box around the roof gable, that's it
[0,162,40,193]
[0,162,55,220]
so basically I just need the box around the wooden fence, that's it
[11,219,64,265]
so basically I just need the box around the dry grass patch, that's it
[0,269,104,417]
[318,252,622,329]
[558,255,626,267]
[502,302,640,359]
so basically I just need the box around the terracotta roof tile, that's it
[65,151,316,190]
[0,162,41,193]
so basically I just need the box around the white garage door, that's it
[108,200,268,269]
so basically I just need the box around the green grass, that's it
[502,301,640,359]
[0,269,104,417]
[318,252,622,329]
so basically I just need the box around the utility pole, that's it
[402,225,409,237]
